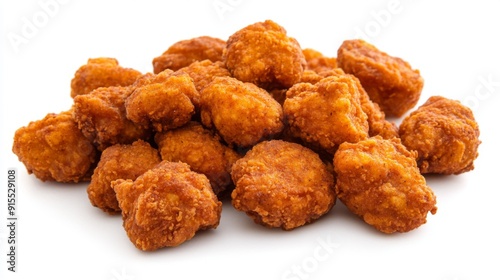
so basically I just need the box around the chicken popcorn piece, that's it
[70,57,142,98]
[174,60,231,94]
[200,76,284,147]
[337,39,424,117]
[73,86,152,151]
[153,36,226,73]
[87,140,161,214]
[155,122,240,196]
[283,75,369,154]
[12,110,98,183]
[223,20,306,90]
[334,136,437,234]
[399,96,480,175]
[112,161,222,251]
[302,48,338,73]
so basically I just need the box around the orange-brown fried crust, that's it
[153,36,226,73]
[155,122,240,195]
[112,161,222,251]
[174,60,231,94]
[399,96,480,175]
[231,140,335,230]
[337,39,424,117]
[302,48,338,73]
[87,140,161,214]
[12,110,98,182]
[70,58,142,98]
[334,136,437,233]
[223,20,306,90]
[200,76,284,147]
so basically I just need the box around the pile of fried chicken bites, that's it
[12,20,481,251]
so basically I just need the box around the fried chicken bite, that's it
[200,76,284,147]
[112,161,222,251]
[334,136,437,234]
[231,140,335,230]
[153,36,226,73]
[73,86,152,151]
[223,20,306,90]
[70,58,142,98]
[155,122,240,195]
[399,96,480,175]
[12,110,98,183]
[337,39,424,117]
[174,60,231,94]
[87,140,161,214]
[125,72,196,132]
[283,75,369,154]
[302,48,337,73]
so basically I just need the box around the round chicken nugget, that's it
[223,20,306,90]
[87,140,161,214]
[399,96,480,175]
[231,140,335,230]
[200,76,284,147]
[174,60,231,93]
[125,72,196,132]
[283,75,369,153]
[70,57,142,98]
[334,136,437,234]
[155,122,240,195]
[302,48,338,73]
[112,161,222,251]
[153,36,226,73]
[337,39,424,117]
[12,110,98,182]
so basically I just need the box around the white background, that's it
[1,1,500,279]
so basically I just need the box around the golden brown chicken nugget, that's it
[302,48,338,73]
[155,122,240,195]
[200,76,284,147]
[337,39,424,117]
[223,20,306,90]
[174,60,231,94]
[12,110,98,183]
[87,140,161,214]
[112,161,222,251]
[70,58,142,98]
[153,36,226,73]
[231,140,335,230]
[334,136,437,233]
[399,96,480,175]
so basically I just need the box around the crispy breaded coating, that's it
[174,60,231,93]
[155,122,240,195]
[125,72,196,132]
[73,86,151,151]
[12,110,98,182]
[223,20,306,90]
[337,39,424,117]
[112,161,222,251]
[200,76,283,147]
[302,48,338,73]
[87,140,161,214]
[70,58,142,98]
[231,140,335,230]
[399,96,480,175]
[283,75,369,153]
[299,68,346,84]
[334,136,437,233]
[153,36,226,73]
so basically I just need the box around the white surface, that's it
[1,1,500,279]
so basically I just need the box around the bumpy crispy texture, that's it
[87,140,161,214]
[223,20,306,90]
[283,75,369,153]
[399,96,480,175]
[299,68,345,84]
[112,161,222,251]
[12,110,97,182]
[73,86,151,151]
[201,76,284,147]
[174,60,231,94]
[155,122,240,195]
[153,36,226,73]
[334,136,437,233]
[231,140,335,230]
[302,48,338,73]
[125,72,196,132]
[70,58,142,98]
[337,39,424,117]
